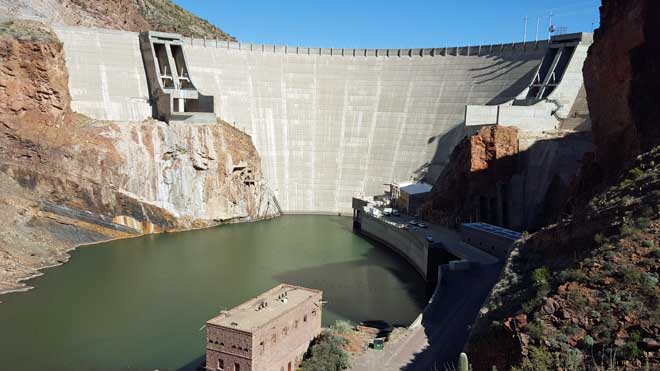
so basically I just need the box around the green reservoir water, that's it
[0,215,426,371]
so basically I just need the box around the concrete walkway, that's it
[349,260,503,371]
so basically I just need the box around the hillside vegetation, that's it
[467,148,660,370]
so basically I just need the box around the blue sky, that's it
[174,0,600,48]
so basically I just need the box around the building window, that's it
[217,359,224,371]
[272,334,277,344]
[303,315,307,322]
[283,326,288,336]
[294,320,299,329]
[234,363,240,371]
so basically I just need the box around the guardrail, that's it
[183,37,550,57]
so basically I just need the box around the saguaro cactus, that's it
[459,352,469,371]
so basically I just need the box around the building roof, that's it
[462,222,522,241]
[399,182,432,195]
[207,284,322,333]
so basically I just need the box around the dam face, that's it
[54,26,548,214]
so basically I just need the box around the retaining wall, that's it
[358,213,429,279]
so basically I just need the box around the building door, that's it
[288,362,291,371]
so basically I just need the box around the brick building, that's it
[205,284,323,371]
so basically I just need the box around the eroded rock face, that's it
[0,27,70,122]
[0,22,277,294]
[422,125,519,226]
[583,0,660,180]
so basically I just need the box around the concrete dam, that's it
[53,26,588,214]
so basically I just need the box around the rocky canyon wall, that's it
[583,0,660,181]
[0,20,278,295]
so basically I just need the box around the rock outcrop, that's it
[422,125,519,227]
[0,20,277,294]
[422,124,592,231]
[0,0,235,40]
[583,0,660,181]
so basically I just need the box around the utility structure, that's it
[205,284,323,371]
[139,31,215,123]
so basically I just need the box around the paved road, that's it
[380,214,499,265]
[350,259,503,371]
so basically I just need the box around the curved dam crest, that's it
[53,26,547,214]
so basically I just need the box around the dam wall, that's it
[53,25,548,214]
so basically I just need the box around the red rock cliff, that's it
[422,125,519,226]
[583,0,660,180]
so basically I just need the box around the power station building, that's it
[205,284,323,371]
[391,181,433,215]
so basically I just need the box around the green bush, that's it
[527,320,545,341]
[621,331,643,358]
[299,330,349,371]
[642,240,654,248]
[635,217,651,229]
[531,267,551,288]
[621,221,640,237]
[511,346,553,371]
[558,269,587,283]
[331,321,353,334]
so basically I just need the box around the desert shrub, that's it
[565,325,582,336]
[583,335,595,347]
[621,265,644,285]
[635,217,651,229]
[642,240,654,248]
[511,346,553,371]
[557,348,584,370]
[621,331,643,358]
[527,320,545,341]
[649,248,660,258]
[331,320,353,334]
[531,267,551,287]
[621,221,640,237]
[558,269,587,283]
[299,330,349,371]
[628,167,645,180]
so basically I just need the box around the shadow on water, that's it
[177,355,206,371]
[273,240,428,326]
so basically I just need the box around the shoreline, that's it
[0,212,280,298]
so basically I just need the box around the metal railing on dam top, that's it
[5,14,550,57]
[182,36,551,57]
